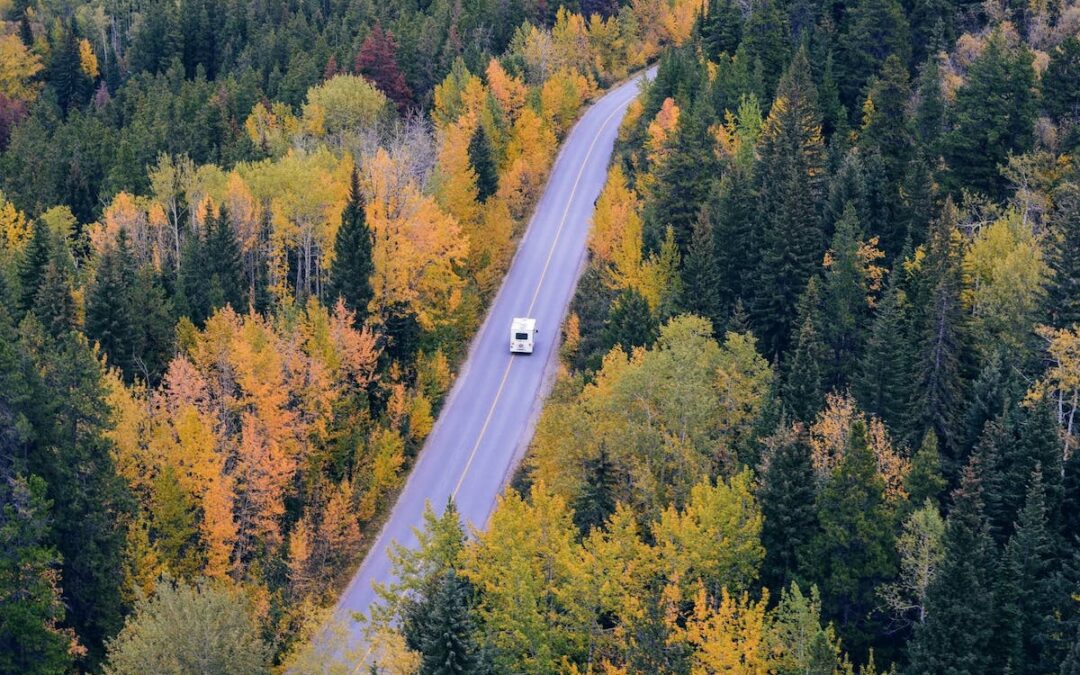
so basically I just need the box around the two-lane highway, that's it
[330,68,652,657]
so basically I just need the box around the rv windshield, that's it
[515,332,529,340]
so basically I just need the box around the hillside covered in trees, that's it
[0,0,702,671]
[367,0,1080,672]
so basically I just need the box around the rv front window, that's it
[515,332,529,340]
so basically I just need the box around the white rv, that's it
[510,317,537,354]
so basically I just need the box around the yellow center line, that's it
[451,360,514,498]
[525,101,625,316]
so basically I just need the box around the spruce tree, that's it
[1048,183,1080,329]
[381,301,421,367]
[838,0,911,110]
[740,0,791,97]
[943,29,1037,199]
[329,170,375,324]
[913,57,945,153]
[572,445,620,534]
[130,267,175,385]
[825,149,867,236]
[711,166,756,316]
[205,206,245,312]
[649,97,717,252]
[752,47,827,357]
[32,259,78,339]
[1043,37,1080,126]
[177,227,210,324]
[602,288,658,355]
[18,219,52,314]
[759,428,818,592]
[417,571,478,675]
[907,200,968,471]
[700,0,742,59]
[782,277,826,424]
[681,209,722,331]
[859,56,914,258]
[19,319,130,667]
[905,430,947,508]
[0,474,72,674]
[854,270,912,431]
[802,420,897,656]
[821,203,869,388]
[859,59,913,188]
[86,230,138,380]
[905,462,997,675]
[994,468,1065,673]
[467,123,498,203]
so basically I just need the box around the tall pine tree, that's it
[752,47,827,357]
[905,462,997,674]
[329,169,375,325]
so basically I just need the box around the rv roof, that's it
[511,317,536,331]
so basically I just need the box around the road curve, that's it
[331,68,652,656]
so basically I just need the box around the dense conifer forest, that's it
[1,0,1079,671]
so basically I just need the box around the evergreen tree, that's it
[1048,183,1080,329]
[994,468,1065,673]
[901,149,935,249]
[905,462,997,675]
[129,267,175,385]
[86,230,138,380]
[943,29,1037,199]
[151,467,202,580]
[649,97,717,253]
[711,166,756,316]
[572,445,620,534]
[681,209,722,331]
[802,419,897,656]
[976,401,1064,545]
[0,474,72,674]
[905,430,947,507]
[961,350,1015,454]
[854,270,912,431]
[821,203,869,388]
[825,149,868,235]
[759,429,818,592]
[177,227,211,324]
[467,124,498,203]
[32,259,77,339]
[838,0,911,112]
[205,206,245,312]
[907,200,968,471]
[416,571,478,675]
[752,47,827,357]
[602,288,658,355]
[700,0,743,59]
[913,57,945,153]
[1043,37,1080,127]
[859,56,913,258]
[782,277,826,424]
[48,26,91,114]
[741,0,791,97]
[18,219,52,315]
[381,302,421,367]
[329,170,375,324]
[19,319,130,667]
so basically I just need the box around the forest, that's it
[366,0,1080,672]
[0,0,696,671]
[2,0,1080,671]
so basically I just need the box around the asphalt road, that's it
[330,68,653,659]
